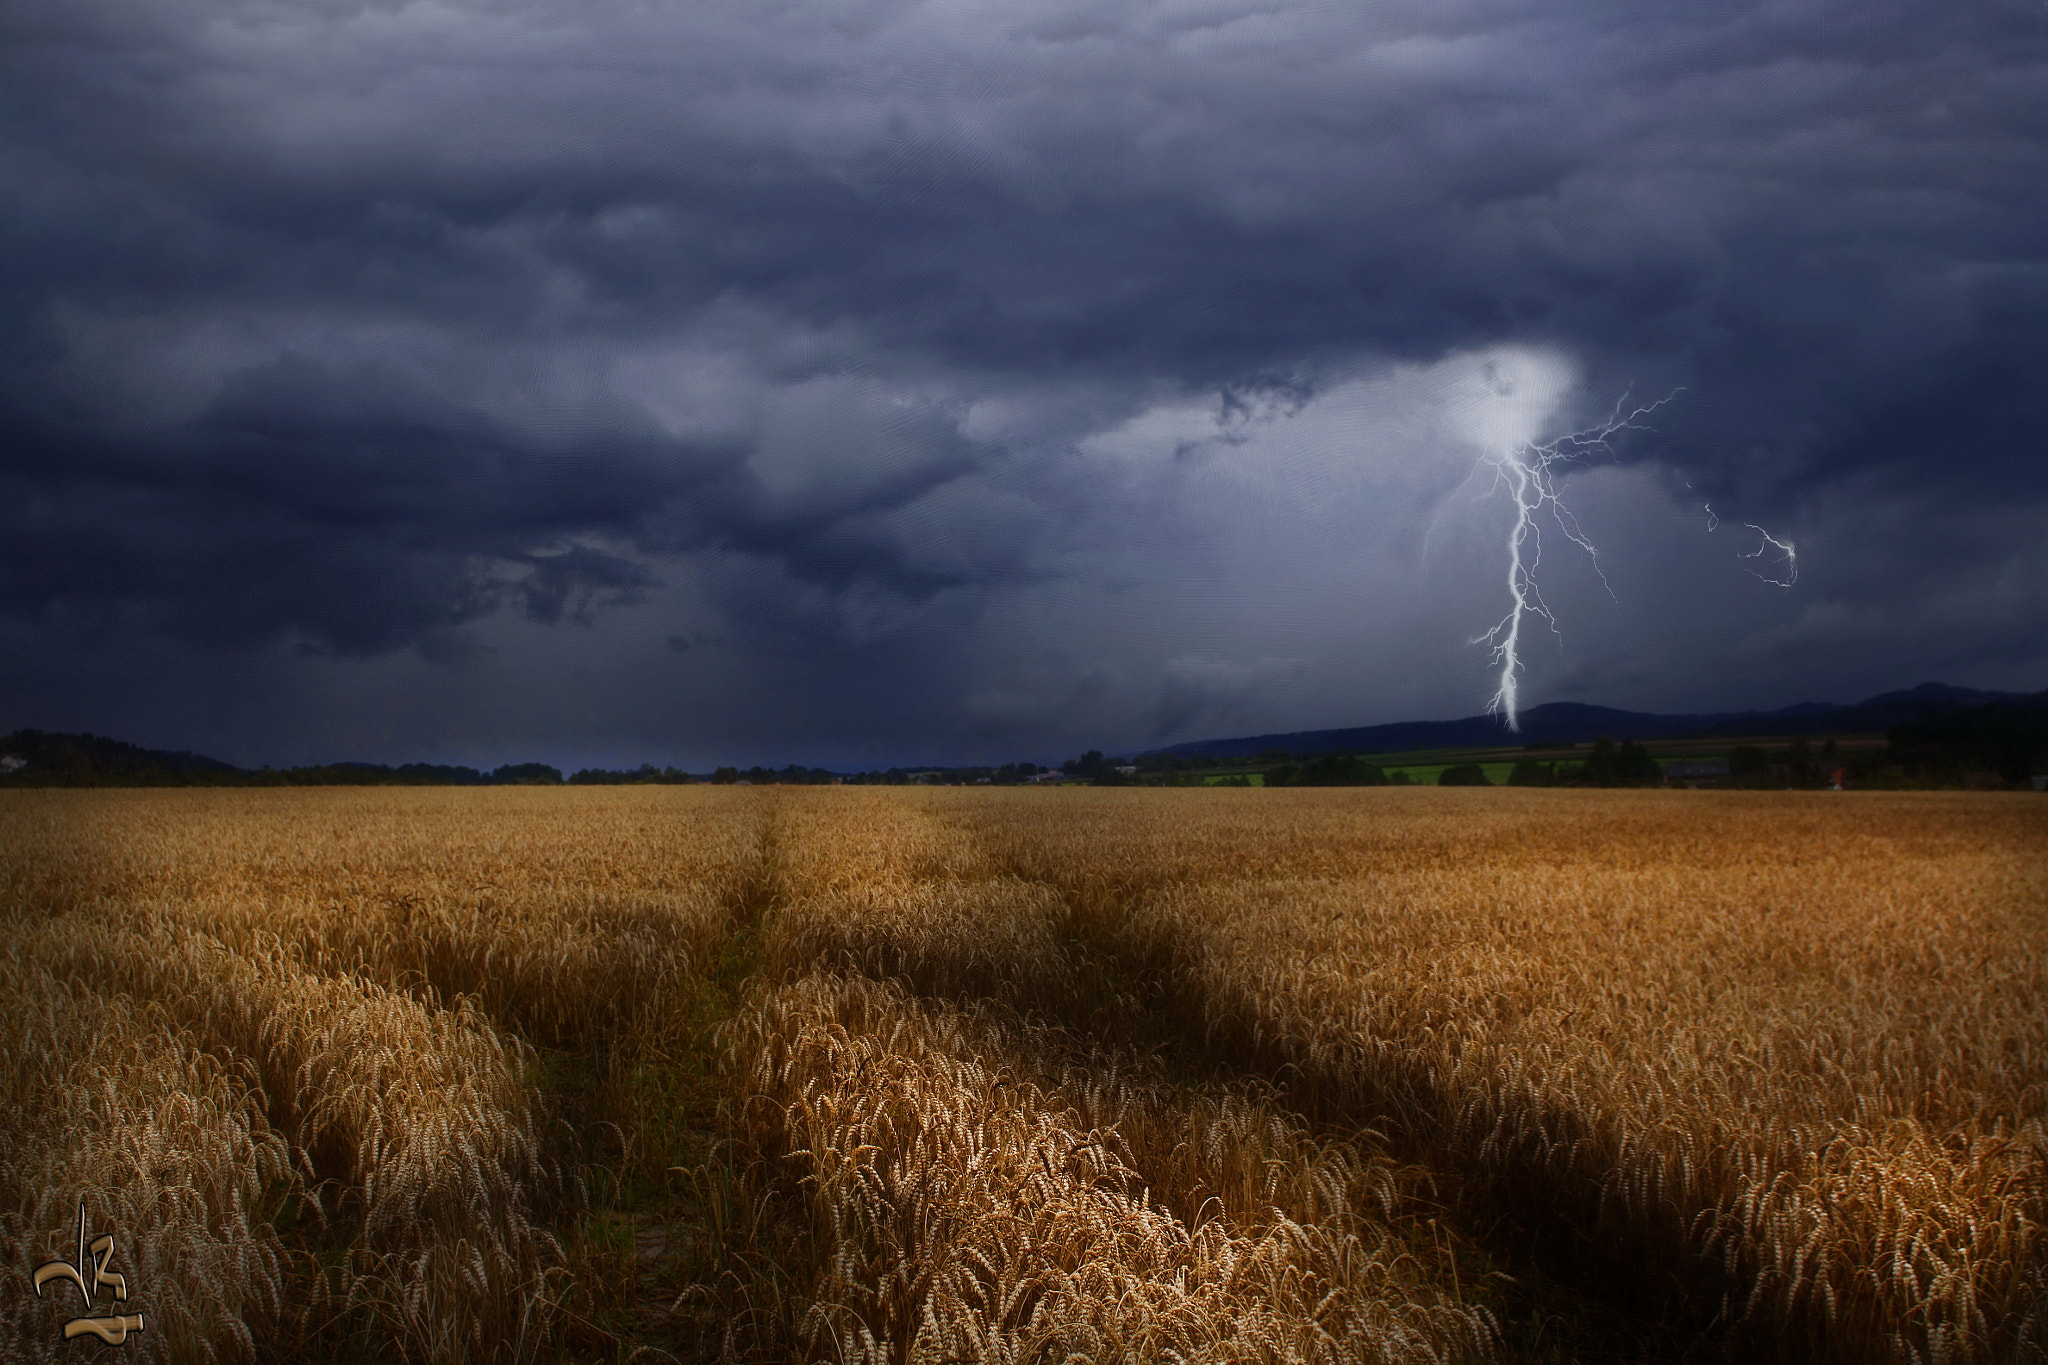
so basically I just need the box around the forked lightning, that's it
[1476,390,1680,732]
[1741,523,1798,586]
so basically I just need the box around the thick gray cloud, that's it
[1,0,2044,768]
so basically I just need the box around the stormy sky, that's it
[3,0,2044,770]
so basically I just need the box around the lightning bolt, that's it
[1475,389,1680,733]
[1701,501,1798,585]
[1741,523,1797,586]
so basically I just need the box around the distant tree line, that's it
[292,761,571,785]
[568,764,697,785]
[706,765,836,785]
[1266,753,1407,786]
[1872,702,2047,787]
[0,733,587,787]
[1650,704,2045,791]
[1504,737,1664,788]
[5,694,2041,790]
[1087,700,2048,792]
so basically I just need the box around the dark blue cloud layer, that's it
[1,0,2044,763]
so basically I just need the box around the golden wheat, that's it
[2,784,2039,1363]
[1,788,757,1362]
[726,973,1493,1363]
[952,787,2048,1363]
[0,961,290,1364]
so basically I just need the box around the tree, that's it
[1579,737,1660,787]
[492,762,563,785]
[1889,701,2048,786]
[1438,763,1491,786]
[1729,746,1770,780]
[1268,753,1390,787]
[1784,738,1820,788]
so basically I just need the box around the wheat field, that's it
[2,786,2042,1363]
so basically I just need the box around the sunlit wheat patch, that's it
[2,787,2040,1363]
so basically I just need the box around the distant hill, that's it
[1161,682,2046,760]
[0,730,570,787]
[0,729,246,784]
[7,680,2043,783]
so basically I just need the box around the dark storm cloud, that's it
[1,0,2044,761]
[0,326,987,655]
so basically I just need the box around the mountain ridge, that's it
[5,681,2044,780]
[1159,682,2046,761]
